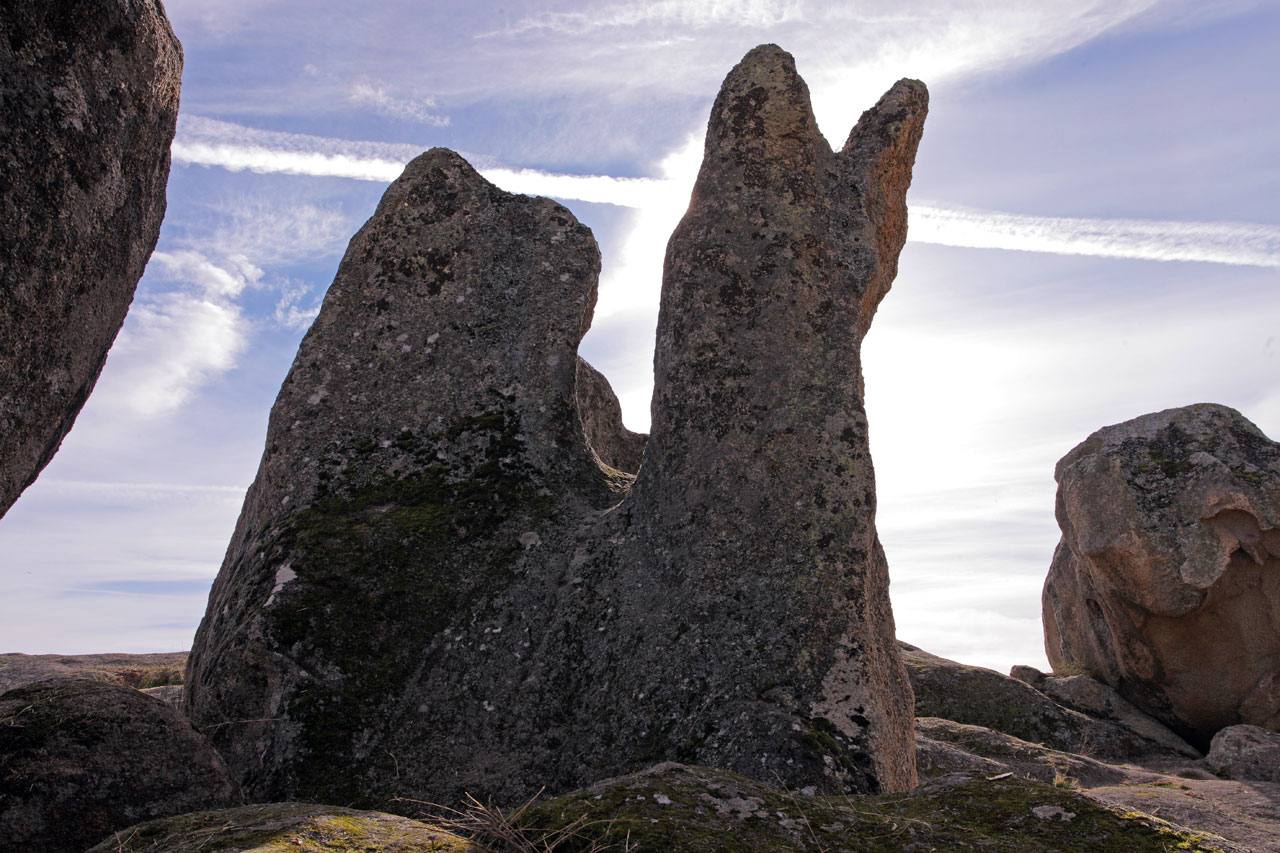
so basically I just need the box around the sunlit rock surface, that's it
[1043,404,1280,747]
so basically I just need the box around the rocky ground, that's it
[6,644,1278,851]
[0,650,186,694]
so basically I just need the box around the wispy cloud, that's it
[347,80,451,127]
[175,116,1280,271]
[913,204,1280,269]
[481,0,803,38]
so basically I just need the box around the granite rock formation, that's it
[901,643,1196,760]
[186,44,927,806]
[1009,664,1197,757]
[575,357,645,472]
[1205,725,1280,783]
[0,0,182,518]
[0,679,237,852]
[1043,404,1280,746]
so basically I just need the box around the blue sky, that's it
[2,0,1277,672]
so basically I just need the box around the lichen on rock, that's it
[1042,403,1280,747]
[186,44,928,807]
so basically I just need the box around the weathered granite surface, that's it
[901,643,1196,760]
[575,356,645,473]
[0,0,182,518]
[186,44,927,806]
[1043,404,1280,747]
[0,679,237,853]
[1205,725,1280,783]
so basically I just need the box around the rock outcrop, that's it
[0,0,182,518]
[186,44,927,806]
[575,357,645,472]
[89,803,473,852]
[0,679,237,852]
[1043,404,1280,746]
[902,643,1196,760]
[1205,725,1280,783]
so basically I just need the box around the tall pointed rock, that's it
[627,44,926,794]
[187,45,927,807]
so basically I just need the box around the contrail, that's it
[173,115,1280,270]
[911,204,1280,269]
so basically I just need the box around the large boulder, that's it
[1205,725,1280,783]
[89,803,473,852]
[0,0,182,518]
[901,643,1196,760]
[186,44,927,806]
[0,679,237,852]
[1042,404,1280,746]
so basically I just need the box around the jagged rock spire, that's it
[187,44,927,806]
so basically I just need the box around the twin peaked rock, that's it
[186,45,928,806]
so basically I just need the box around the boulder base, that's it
[0,679,237,852]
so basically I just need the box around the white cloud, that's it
[483,0,803,37]
[273,279,323,330]
[347,80,451,127]
[96,291,248,418]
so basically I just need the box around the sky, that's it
[2,0,1277,674]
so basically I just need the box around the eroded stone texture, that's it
[186,44,926,806]
[1043,404,1280,747]
[0,679,237,853]
[902,643,1196,760]
[0,0,182,518]
[576,357,645,473]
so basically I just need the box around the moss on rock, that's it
[516,763,1222,852]
[87,803,475,852]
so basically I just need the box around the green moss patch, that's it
[517,763,1223,852]
[87,803,474,852]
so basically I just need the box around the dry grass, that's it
[399,789,634,853]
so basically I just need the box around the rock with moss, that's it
[88,803,473,852]
[0,678,237,852]
[187,43,927,806]
[0,0,182,518]
[507,762,1222,852]
[1043,404,1280,747]
[575,356,645,472]
[901,643,1196,760]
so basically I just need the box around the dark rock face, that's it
[0,679,237,852]
[1043,404,1280,747]
[0,0,182,518]
[901,643,1196,760]
[186,44,926,806]
[575,357,645,472]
